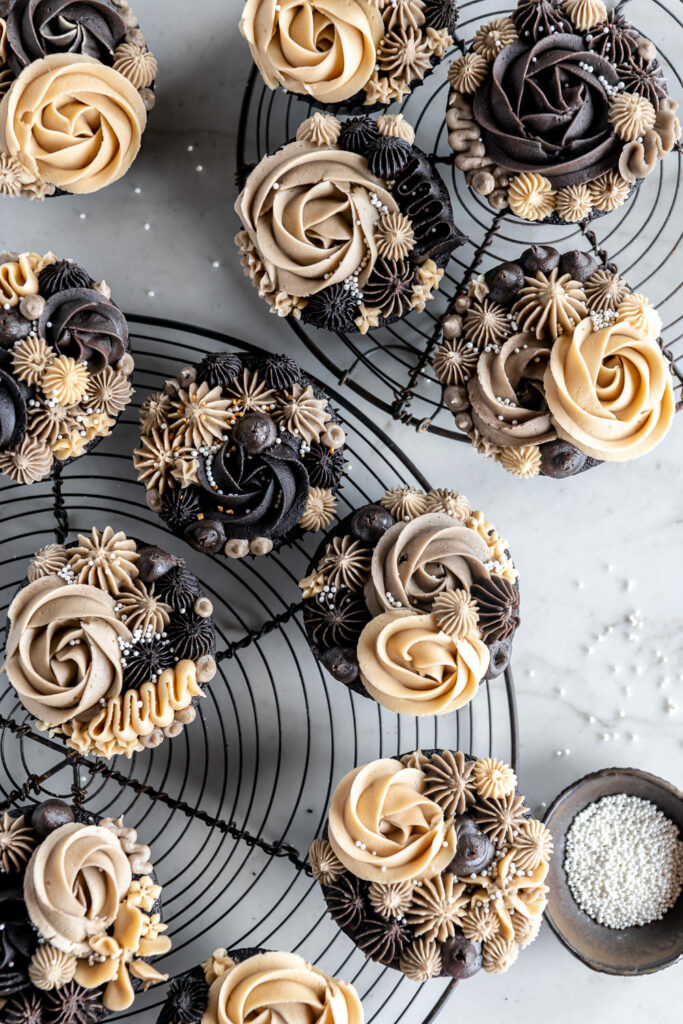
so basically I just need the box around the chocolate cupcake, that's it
[299,486,519,713]
[135,353,348,558]
[0,798,170,1019]
[310,749,552,981]
[239,0,458,112]
[2,528,217,757]
[445,1,681,223]
[0,250,134,484]
[155,947,363,1024]
[235,113,464,333]
[0,0,157,199]
[434,245,676,477]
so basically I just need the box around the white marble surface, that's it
[1,0,682,1019]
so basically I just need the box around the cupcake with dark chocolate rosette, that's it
[0,0,158,199]
[135,352,348,560]
[155,946,363,1024]
[311,749,552,981]
[0,797,170,1019]
[2,527,217,757]
[445,0,681,222]
[235,112,464,332]
[0,249,134,485]
[299,485,520,711]
[434,244,676,477]
[239,0,458,113]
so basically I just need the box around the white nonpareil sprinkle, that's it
[564,794,683,929]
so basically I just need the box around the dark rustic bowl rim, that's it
[542,766,683,976]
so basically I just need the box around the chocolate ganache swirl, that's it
[197,434,310,541]
[38,287,128,372]
[473,34,622,189]
[0,351,28,450]
[5,0,127,75]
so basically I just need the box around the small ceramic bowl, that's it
[543,767,683,975]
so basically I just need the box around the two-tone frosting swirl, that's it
[23,821,132,957]
[468,335,557,446]
[204,951,363,1024]
[364,513,491,616]
[0,52,146,194]
[357,610,489,715]
[234,140,397,298]
[328,758,456,882]
[3,575,130,725]
[239,0,383,104]
[544,315,675,460]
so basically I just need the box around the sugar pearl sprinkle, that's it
[564,794,683,929]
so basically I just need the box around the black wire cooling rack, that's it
[236,0,683,439]
[0,318,518,1023]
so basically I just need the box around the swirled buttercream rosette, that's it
[2,527,217,758]
[155,946,364,1024]
[0,249,134,484]
[311,749,552,981]
[0,0,157,198]
[299,485,520,713]
[0,797,170,1019]
[234,112,464,332]
[135,351,348,560]
[434,243,676,478]
[240,0,459,112]
[445,2,681,222]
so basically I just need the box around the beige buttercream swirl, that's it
[328,758,457,882]
[468,335,557,446]
[204,951,363,1024]
[364,513,491,617]
[235,140,397,298]
[24,822,132,957]
[240,0,383,104]
[544,315,675,461]
[0,53,146,194]
[3,575,131,726]
[357,610,489,716]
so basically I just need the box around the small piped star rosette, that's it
[299,486,520,716]
[135,352,349,560]
[0,798,170,1020]
[445,0,681,224]
[433,244,676,478]
[310,750,552,981]
[2,528,217,758]
[239,0,458,112]
[235,112,464,333]
[0,249,134,486]
[155,947,364,1024]
[0,0,158,199]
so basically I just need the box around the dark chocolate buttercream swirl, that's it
[0,352,27,451]
[5,0,127,75]
[38,287,128,372]
[473,34,621,189]
[0,875,37,999]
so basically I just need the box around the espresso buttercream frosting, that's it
[2,528,217,757]
[446,1,681,222]
[0,800,169,1020]
[435,244,677,476]
[314,749,552,981]
[136,353,347,559]
[0,0,157,198]
[235,113,463,331]
[300,486,519,714]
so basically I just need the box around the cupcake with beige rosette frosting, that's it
[311,748,552,982]
[0,0,158,199]
[240,0,458,112]
[434,242,676,479]
[299,485,520,715]
[235,111,464,332]
[155,946,364,1024]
